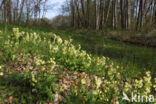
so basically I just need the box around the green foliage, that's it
[0,72,56,103]
[0,26,155,103]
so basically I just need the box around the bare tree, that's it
[112,0,117,29]
[99,0,104,29]
[70,0,75,27]
[18,0,25,24]
[105,0,112,25]
[86,0,90,27]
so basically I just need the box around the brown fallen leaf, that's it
[8,96,14,103]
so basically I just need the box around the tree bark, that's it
[71,0,75,27]
[80,0,86,27]
[94,0,97,29]
[3,0,7,23]
[26,0,31,24]
[7,0,12,24]
[75,0,81,28]
[99,0,104,29]
[105,0,111,25]
[112,0,117,29]
[18,0,25,24]
[87,0,90,28]
[126,0,131,30]
[120,0,124,29]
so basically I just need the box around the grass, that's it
[0,24,155,103]
[50,30,156,77]
[0,24,155,77]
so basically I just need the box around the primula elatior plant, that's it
[0,28,155,103]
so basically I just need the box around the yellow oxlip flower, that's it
[0,72,3,76]
[69,38,73,42]
[92,90,99,95]
[13,28,19,33]
[94,76,102,88]
[41,67,45,71]
[144,76,151,83]
[49,44,52,50]
[154,78,156,83]
[153,85,156,90]
[64,40,69,46]
[62,47,67,54]
[145,71,150,76]
[116,101,119,104]
[32,74,37,83]
[53,46,58,53]
[135,79,143,88]
[78,44,81,50]
[124,82,131,92]
[57,38,62,44]
[12,55,16,60]
[81,78,86,85]
[49,58,56,69]
[145,88,151,94]
[21,31,25,35]
[32,77,37,83]
[62,84,67,90]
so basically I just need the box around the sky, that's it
[45,0,66,19]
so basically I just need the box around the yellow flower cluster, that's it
[0,65,3,76]
[134,79,143,89]
[12,28,21,39]
[81,78,86,85]
[34,56,45,66]
[4,28,155,103]
[0,72,3,76]
[96,57,106,66]
[142,71,152,95]
[94,76,102,88]
[92,89,101,95]
[31,73,37,86]
[12,28,19,33]
[48,58,56,71]
[154,78,156,91]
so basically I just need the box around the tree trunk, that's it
[96,1,100,30]
[94,0,97,29]
[105,0,112,25]
[75,0,81,28]
[141,0,147,28]
[3,0,7,23]
[7,0,12,24]
[154,1,156,23]
[126,0,131,30]
[71,0,75,27]
[136,0,142,30]
[150,0,154,24]
[87,0,90,28]
[13,8,16,24]
[18,0,25,24]
[26,0,30,24]
[136,0,146,31]
[81,0,86,27]
[120,0,124,28]
[0,0,6,11]
[112,0,117,29]
[99,0,104,30]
